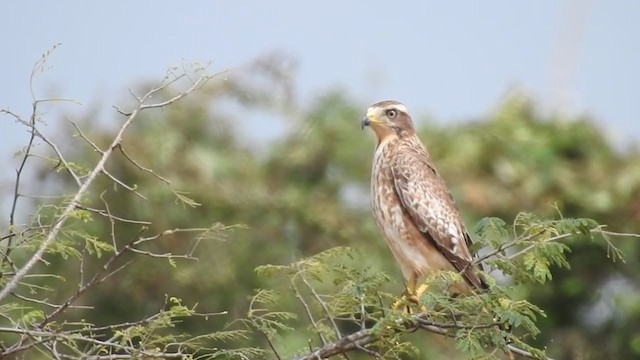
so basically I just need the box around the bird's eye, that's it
[386,109,397,119]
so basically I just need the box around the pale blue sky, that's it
[1,1,639,204]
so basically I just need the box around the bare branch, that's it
[295,314,551,360]
[117,143,171,185]
[0,326,186,359]
[75,204,152,225]
[599,229,640,238]
[292,278,327,345]
[69,119,104,154]
[101,169,147,199]
[133,227,217,246]
[298,270,343,341]
[465,224,627,280]
[126,247,197,260]
[10,292,92,310]
[0,69,210,302]
[5,111,83,187]
[99,191,118,250]
[296,328,374,360]
[138,70,211,110]
[39,231,136,326]
[264,332,283,360]
[2,102,40,270]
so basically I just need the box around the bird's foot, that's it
[410,283,428,303]
[391,297,406,310]
[392,284,429,313]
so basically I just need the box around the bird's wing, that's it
[391,141,487,290]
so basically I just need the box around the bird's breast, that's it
[371,141,422,279]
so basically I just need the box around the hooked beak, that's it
[361,116,371,130]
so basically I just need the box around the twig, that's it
[69,119,104,154]
[298,271,343,341]
[101,169,147,199]
[39,236,134,327]
[264,332,283,360]
[506,344,545,359]
[117,143,171,185]
[10,292,91,310]
[3,45,68,261]
[5,110,83,187]
[133,227,217,246]
[463,225,623,280]
[599,229,640,238]
[0,326,186,359]
[125,247,197,260]
[296,328,375,360]
[292,278,327,345]
[75,205,152,225]
[295,314,552,360]
[0,71,210,303]
[100,191,118,250]
[2,104,39,270]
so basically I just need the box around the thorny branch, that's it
[297,269,343,341]
[2,295,192,358]
[456,225,631,281]
[2,50,637,360]
[295,314,552,360]
[6,203,213,354]
[0,50,219,358]
[292,277,328,345]
[0,66,211,303]
[289,266,542,359]
[1,46,80,270]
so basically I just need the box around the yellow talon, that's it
[412,283,429,313]
[392,277,429,312]
[415,283,429,297]
[391,298,404,310]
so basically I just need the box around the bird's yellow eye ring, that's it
[386,109,397,119]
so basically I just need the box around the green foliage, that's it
[243,289,297,337]
[243,207,619,359]
[474,217,509,251]
[3,55,640,359]
[471,212,626,287]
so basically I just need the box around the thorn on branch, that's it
[112,105,132,116]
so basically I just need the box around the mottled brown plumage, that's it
[362,100,487,294]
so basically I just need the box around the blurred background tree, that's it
[6,55,640,359]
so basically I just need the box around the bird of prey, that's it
[361,100,487,297]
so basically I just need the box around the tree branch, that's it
[295,314,552,360]
[0,71,210,303]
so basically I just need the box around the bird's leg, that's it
[392,274,428,310]
[407,275,429,303]
[406,274,420,304]
[391,275,414,310]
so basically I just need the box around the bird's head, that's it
[361,100,416,141]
